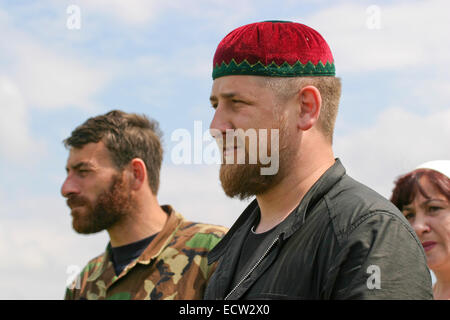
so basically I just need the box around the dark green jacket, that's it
[204,159,433,300]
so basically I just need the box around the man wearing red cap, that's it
[204,21,433,299]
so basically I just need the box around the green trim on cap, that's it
[212,59,335,79]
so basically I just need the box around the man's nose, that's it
[209,104,233,138]
[61,175,79,198]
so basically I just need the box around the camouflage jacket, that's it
[65,205,228,300]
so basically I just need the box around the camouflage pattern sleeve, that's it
[63,256,104,300]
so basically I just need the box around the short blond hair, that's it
[261,76,341,143]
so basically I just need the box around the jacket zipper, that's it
[224,236,280,300]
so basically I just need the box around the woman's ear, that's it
[297,85,322,131]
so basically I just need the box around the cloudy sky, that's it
[0,0,448,299]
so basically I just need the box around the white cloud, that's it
[77,0,163,26]
[407,77,450,111]
[130,44,212,80]
[0,77,44,161]
[302,0,450,73]
[334,107,450,199]
[167,0,255,33]
[0,192,109,299]
[159,164,250,228]
[11,45,109,110]
[76,0,254,31]
[0,7,111,111]
[121,45,214,110]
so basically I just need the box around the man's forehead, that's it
[67,141,112,167]
[211,75,264,98]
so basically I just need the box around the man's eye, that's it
[428,206,442,212]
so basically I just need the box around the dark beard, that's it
[69,173,133,234]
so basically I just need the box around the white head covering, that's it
[415,160,450,179]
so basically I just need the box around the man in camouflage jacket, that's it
[61,110,227,300]
[65,206,227,300]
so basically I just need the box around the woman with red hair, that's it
[391,160,450,300]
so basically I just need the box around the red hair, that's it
[390,169,450,211]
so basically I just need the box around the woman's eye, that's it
[428,206,442,212]
[402,210,414,220]
[403,212,414,220]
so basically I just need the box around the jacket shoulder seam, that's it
[333,209,425,259]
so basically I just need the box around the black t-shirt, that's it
[231,212,276,288]
[110,233,157,276]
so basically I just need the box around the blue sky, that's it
[0,0,448,299]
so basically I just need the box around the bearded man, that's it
[204,21,433,300]
[61,110,227,300]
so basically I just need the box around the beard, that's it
[220,163,277,200]
[219,119,293,200]
[67,173,133,234]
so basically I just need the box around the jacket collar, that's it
[208,199,259,263]
[89,205,184,285]
[208,158,346,263]
[138,205,183,263]
[277,158,346,239]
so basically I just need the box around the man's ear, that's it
[297,85,322,131]
[129,158,147,191]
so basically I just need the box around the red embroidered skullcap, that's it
[212,20,335,79]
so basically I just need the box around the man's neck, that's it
[107,197,168,248]
[254,150,335,234]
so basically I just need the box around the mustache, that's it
[66,195,89,209]
[214,135,245,150]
